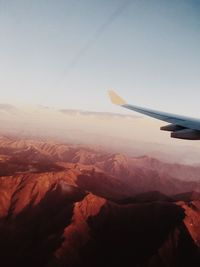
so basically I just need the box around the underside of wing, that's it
[108,90,200,140]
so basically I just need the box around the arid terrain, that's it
[0,135,200,267]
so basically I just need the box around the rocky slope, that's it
[0,136,200,267]
[0,136,200,195]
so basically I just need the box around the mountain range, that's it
[0,136,200,266]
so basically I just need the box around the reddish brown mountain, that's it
[0,136,200,267]
[0,136,200,195]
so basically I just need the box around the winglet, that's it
[108,90,127,106]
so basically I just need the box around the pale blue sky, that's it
[0,0,200,116]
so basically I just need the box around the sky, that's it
[0,0,200,116]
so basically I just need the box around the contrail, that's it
[40,0,132,104]
[60,0,132,79]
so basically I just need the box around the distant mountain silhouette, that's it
[0,104,19,113]
[60,108,139,119]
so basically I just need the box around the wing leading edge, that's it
[108,90,200,140]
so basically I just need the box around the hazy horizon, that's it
[1,102,200,165]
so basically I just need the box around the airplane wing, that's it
[108,90,200,140]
